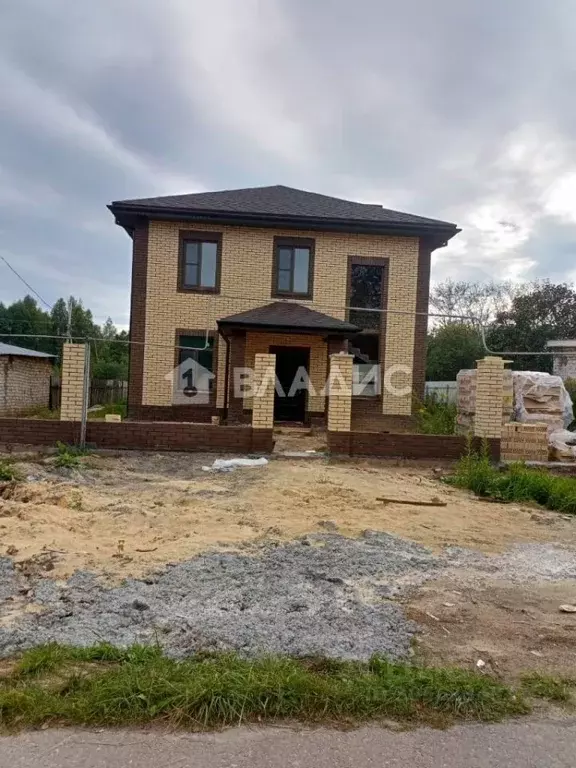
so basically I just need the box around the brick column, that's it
[227,332,247,424]
[60,343,87,422]
[327,354,353,432]
[252,353,276,430]
[474,356,505,439]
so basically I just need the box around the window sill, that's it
[177,286,220,294]
[271,291,313,300]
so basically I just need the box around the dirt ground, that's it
[1,448,575,677]
[409,578,576,679]
[1,451,575,580]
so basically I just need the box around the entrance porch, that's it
[217,302,359,426]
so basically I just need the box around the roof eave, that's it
[217,320,360,336]
[108,204,460,244]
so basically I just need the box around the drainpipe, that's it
[222,333,230,423]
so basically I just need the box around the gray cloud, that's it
[1,0,575,324]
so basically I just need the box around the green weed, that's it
[53,441,89,469]
[521,673,575,703]
[446,449,576,515]
[415,395,457,435]
[0,461,19,482]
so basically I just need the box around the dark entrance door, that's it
[270,346,310,423]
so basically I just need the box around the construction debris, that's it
[376,497,447,507]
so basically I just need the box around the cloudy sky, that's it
[1,0,575,326]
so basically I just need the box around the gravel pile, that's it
[1,536,574,661]
[0,532,442,661]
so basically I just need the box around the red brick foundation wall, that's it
[0,419,274,454]
[129,405,220,423]
[328,431,500,461]
[0,419,79,446]
[351,398,417,433]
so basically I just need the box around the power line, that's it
[0,256,53,310]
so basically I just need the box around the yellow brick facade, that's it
[143,220,420,416]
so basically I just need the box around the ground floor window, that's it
[350,333,379,396]
[177,334,215,394]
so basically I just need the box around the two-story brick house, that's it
[109,186,459,429]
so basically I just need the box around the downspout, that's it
[222,332,230,424]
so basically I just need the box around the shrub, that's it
[416,394,457,435]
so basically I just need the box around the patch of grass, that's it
[446,447,576,515]
[88,401,127,420]
[17,406,59,420]
[53,441,90,469]
[0,645,528,730]
[415,395,457,435]
[14,642,162,677]
[0,461,20,482]
[521,673,575,704]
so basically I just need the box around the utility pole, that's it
[66,296,73,342]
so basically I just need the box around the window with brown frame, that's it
[272,237,314,298]
[176,334,215,393]
[179,231,222,292]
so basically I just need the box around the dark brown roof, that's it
[217,302,360,334]
[109,185,459,238]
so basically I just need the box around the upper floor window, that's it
[272,237,314,299]
[349,261,386,330]
[179,231,222,293]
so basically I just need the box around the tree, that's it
[0,296,129,380]
[426,324,485,380]
[91,319,129,380]
[430,279,519,326]
[486,281,576,372]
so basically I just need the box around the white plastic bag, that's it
[202,457,269,472]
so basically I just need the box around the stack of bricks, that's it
[60,344,87,422]
[501,422,549,462]
[251,353,276,430]
[473,356,506,439]
[327,354,353,432]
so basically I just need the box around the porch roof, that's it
[217,301,360,335]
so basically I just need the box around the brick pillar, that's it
[227,332,247,424]
[474,356,505,439]
[60,343,87,422]
[327,354,353,432]
[252,353,276,430]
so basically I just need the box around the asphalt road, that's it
[1,719,575,768]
